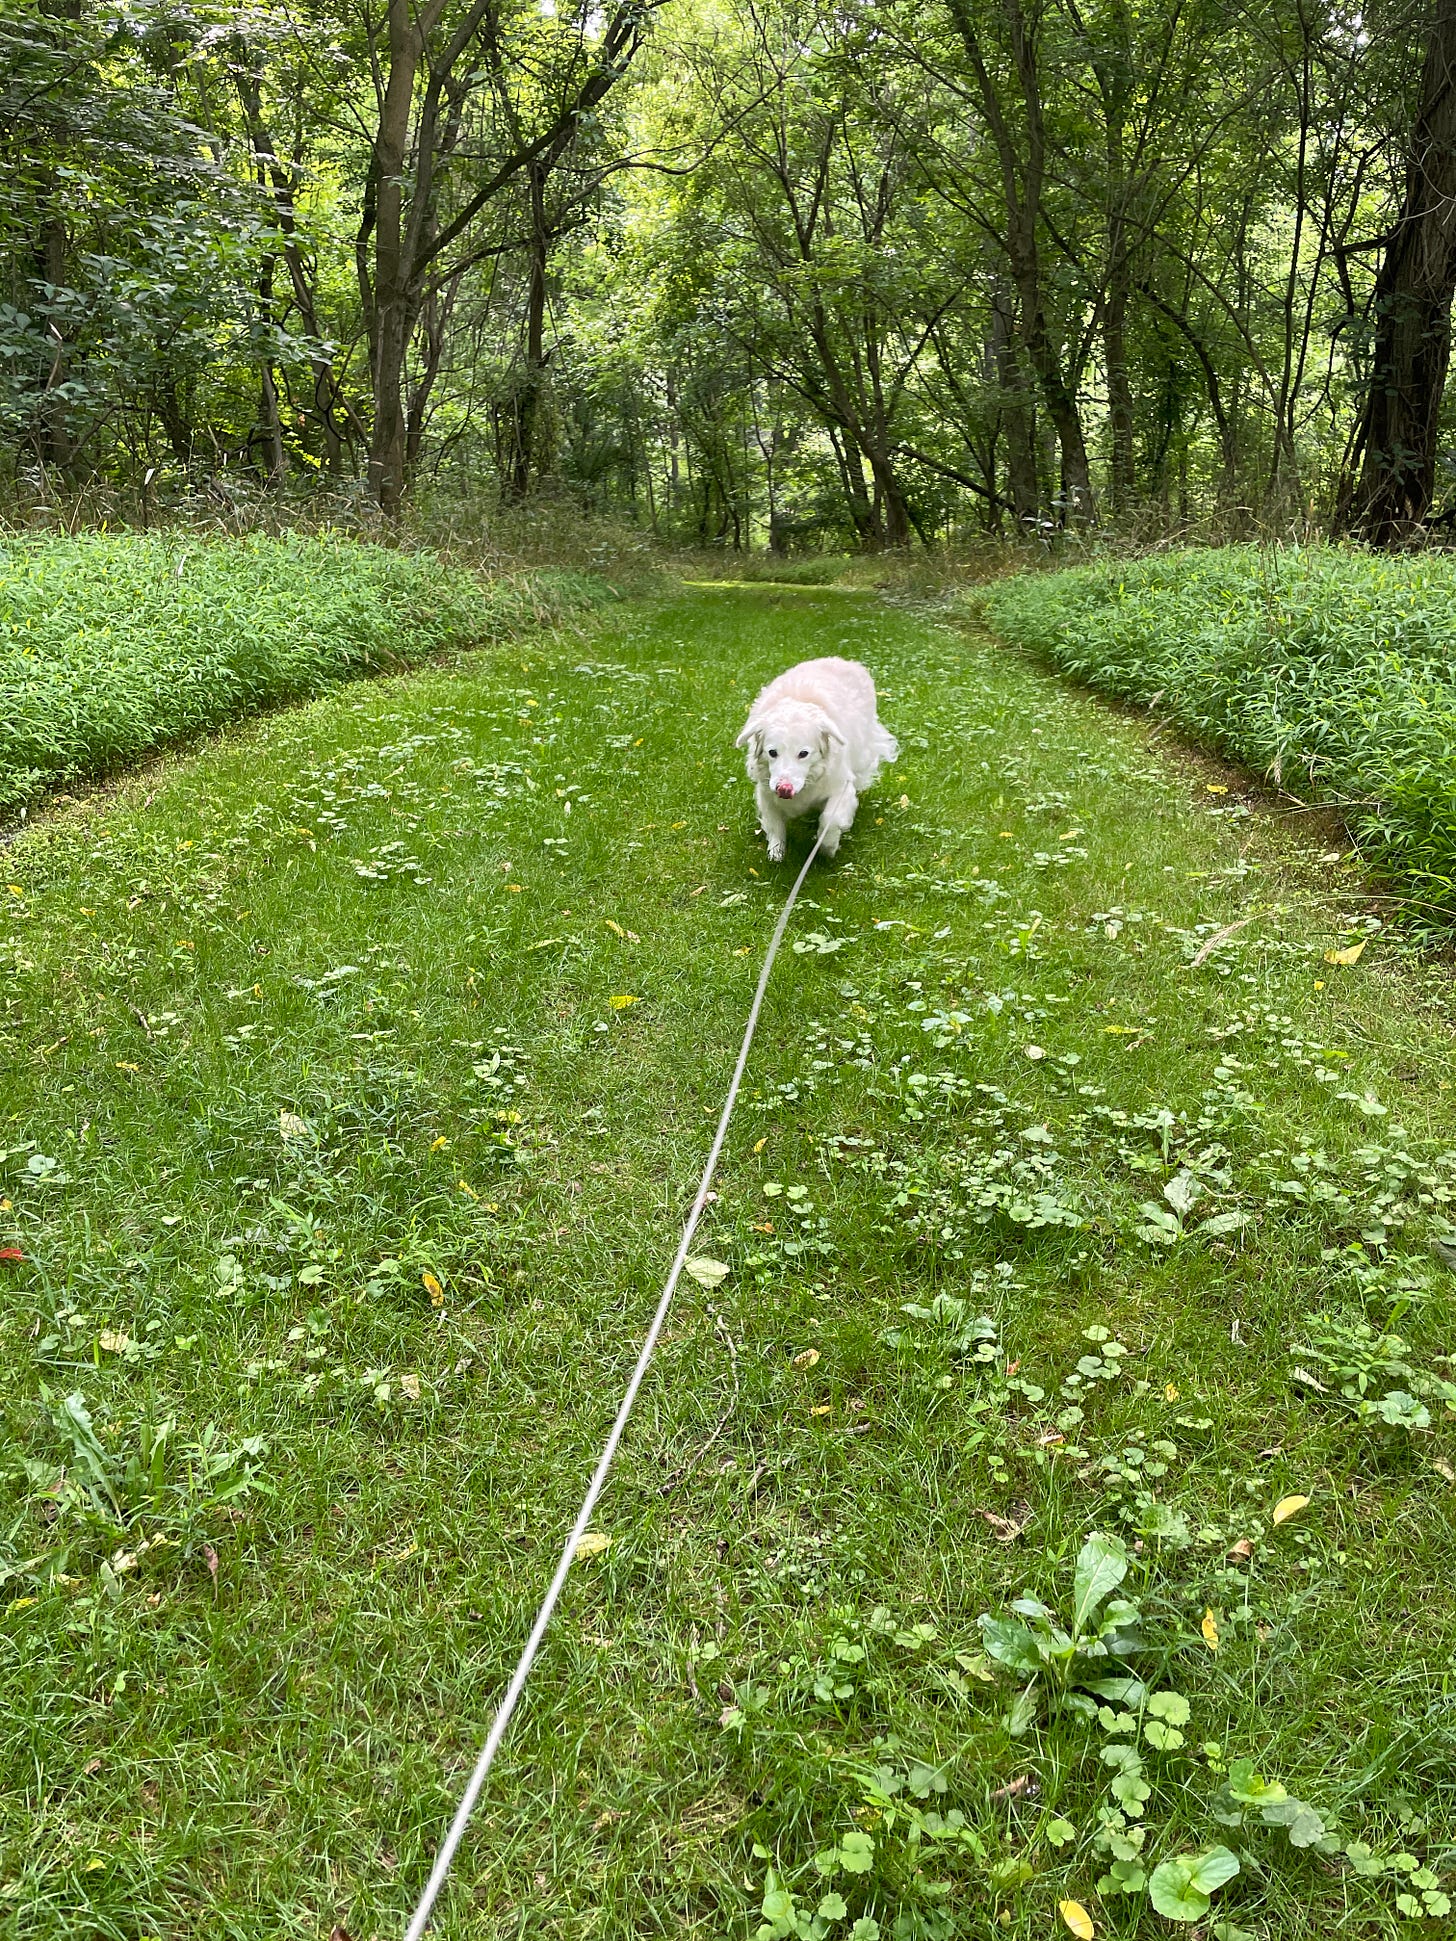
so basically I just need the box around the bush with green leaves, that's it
[980,545,1456,925]
[0,533,605,812]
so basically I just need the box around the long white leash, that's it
[402,833,824,1938]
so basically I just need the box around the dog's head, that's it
[735,701,843,800]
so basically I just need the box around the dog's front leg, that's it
[816,784,859,858]
[756,784,789,862]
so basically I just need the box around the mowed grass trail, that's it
[2,580,1454,1940]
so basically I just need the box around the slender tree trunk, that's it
[1104,211,1136,510]
[990,284,1038,518]
[33,217,74,474]
[945,0,1094,520]
[504,163,550,502]
[867,446,913,546]
[1340,0,1456,544]
[256,256,286,483]
[367,0,419,515]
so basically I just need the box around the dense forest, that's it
[3,0,1454,548]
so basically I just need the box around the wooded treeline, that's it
[2,0,1453,547]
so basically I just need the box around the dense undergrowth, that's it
[0,532,606,815]
[979,546,1456,931]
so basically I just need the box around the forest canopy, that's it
[3,0,1453,549]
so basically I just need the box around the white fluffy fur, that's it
[735,656,898,861]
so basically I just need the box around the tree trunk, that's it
[1104,213,1137,511]
[1341,0,1456,545]
[503,163,550,503]
[256,256,286,484]
[945,0,1095,520]
[366,0,419,516]
[990,284,1039,519]
[33,216,74,474]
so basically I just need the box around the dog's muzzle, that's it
[775,780,797,798]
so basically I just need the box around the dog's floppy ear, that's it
[734,717,763,749]
[820,721,847,750]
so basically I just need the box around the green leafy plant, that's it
[978,1531,1144,1717]
[1147,1846,1241,1922]
[1291,1315,1456,1431]
[32,1386,271,1559]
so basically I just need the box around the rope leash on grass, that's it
[402,832,825,1940]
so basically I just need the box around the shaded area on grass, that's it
[0,531,609,815]
[980,546,1456,932]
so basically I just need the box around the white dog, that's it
[735,656,898,861]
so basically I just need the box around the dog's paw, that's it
[765,837,786,862]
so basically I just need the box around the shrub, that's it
[980,545,1456,923]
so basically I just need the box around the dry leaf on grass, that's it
[684,1258,729,1289]
[1059,1900,1096,1939]
[1273,1493,1310,1525]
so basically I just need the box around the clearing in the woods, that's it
[2,578,1453,1940]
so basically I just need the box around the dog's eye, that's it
[767,748,778,758]
[798,749,809,758]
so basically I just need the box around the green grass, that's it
[1,577,1454,1939]
[0,532,606,814]
[979,545,1456,931]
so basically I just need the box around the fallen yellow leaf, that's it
[684,1257,729,1288]
[809,1404,832,1417]
[430,1136,449,1151]
[609,993,638,1010]
[575,1532,611,1559]
[753,1137,768,1154]
[1201,1609,1220,1651]
[1323,940,1366,965]
[1164,1383,1180,1401]
[422,1271,444,1309]
[1059,1901,1095,1940]
[792,1348,821,1369]
[1273,1493,1310,1525]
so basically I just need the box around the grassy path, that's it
[2,580,1453,1939]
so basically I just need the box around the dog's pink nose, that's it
[775,780,796,798]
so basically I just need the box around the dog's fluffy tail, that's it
[874,724,899,766]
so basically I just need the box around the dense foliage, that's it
[3,0,1453,547]
[0,533,597,809]
[983,545,1456,920]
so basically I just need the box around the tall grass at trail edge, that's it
[980,546,1456,929]
[0,532,608,815]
